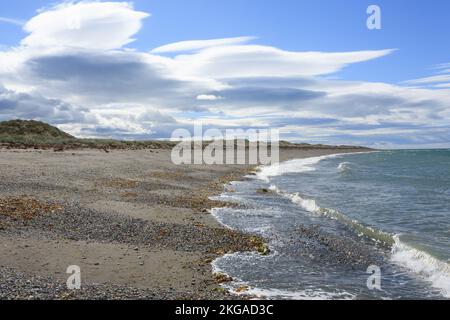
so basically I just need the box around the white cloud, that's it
[0,17,25,26]
[21,1,150,50]
[0,1,449,147]
[434,83,450,88]
[172,46,396,78]
[432,62,450,71]
[151,36,256,53]
[197,94,222,101]
[404,63,450,89]
[405,74,450,85]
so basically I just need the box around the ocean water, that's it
[211,150,450,300]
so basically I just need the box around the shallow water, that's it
[212,150,450,299]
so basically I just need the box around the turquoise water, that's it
[212,150,450,299]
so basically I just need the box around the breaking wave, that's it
[212,253,355,300]
[268,185,394,246]
[338,162,352,173]
[391,235,450,298]
[269,184,450,298]
[213,150,450,299]
[256,152,373,182]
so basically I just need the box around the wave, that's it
[269,185,321,212]
[269,185,394,246]
[338,162,352,173]
[214,150,450,299]
[256,156,325,182]
[230,285,355,300]
[212,253,355,300]
[270,184,450,298]
[256,151,374,182]
[391,235,450,298]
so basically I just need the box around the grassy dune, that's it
[0,119,371,151]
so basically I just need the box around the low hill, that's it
[0,120,75,144]
[0,119,371,151]
[0,119,174,150]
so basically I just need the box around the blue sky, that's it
[0,0,449,148]
[2,0,450,83]
[139,0,450,83]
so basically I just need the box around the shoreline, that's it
[208,149,376,298]
[210,150,450,300]
[0,146,368,300]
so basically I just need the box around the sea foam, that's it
[256,152,368,182]
[256,155,333,182]
[212,252,355,300]
[338,162,352,173]
[271,184,450,298]
[391,235,450,298]
[269,185,395,245]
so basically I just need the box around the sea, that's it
[211,149,450,300]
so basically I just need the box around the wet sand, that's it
[0,146,367,299]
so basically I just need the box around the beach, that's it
[0,146,367,300]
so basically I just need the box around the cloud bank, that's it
[0,1,449,148]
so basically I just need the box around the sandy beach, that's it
[0,146,366,300]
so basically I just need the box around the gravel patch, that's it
[0,267,233,300]
[1,203,259,254]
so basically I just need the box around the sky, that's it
[0,0,449,148]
